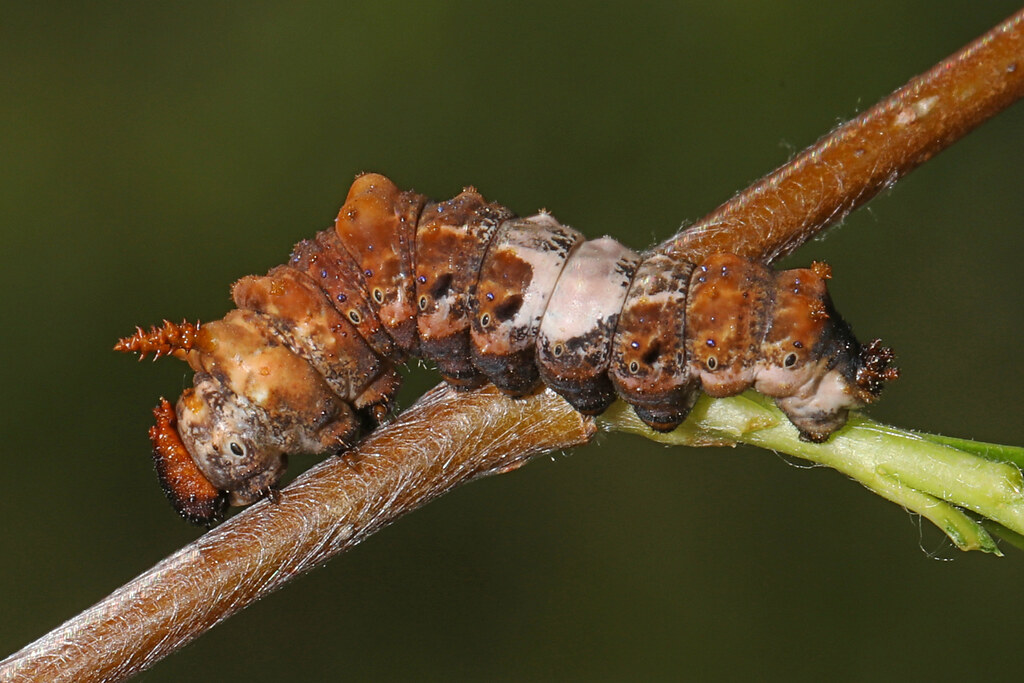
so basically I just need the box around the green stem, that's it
[599,392,1024,554]
[916,432,1024,469]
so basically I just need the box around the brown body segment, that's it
[609,254,698,431]
[755,263,834,399]
[185,311,361,451]
[231,266,388,404]
[470,213,583,395]
[290,229,400,360]
[685,253,774,397]
[754,261,870,442]
[414,187,512,386]
[334,173,427,353]
[187,310,337,418]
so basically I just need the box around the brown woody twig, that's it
[2,8,1022,682]
[0,385,593,682]
[660,9,1024,265]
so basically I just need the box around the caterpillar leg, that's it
[352,368,403,427]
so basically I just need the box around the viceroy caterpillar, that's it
[117,173,897,524]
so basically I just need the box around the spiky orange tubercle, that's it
[114,320,201,361]
[149,398,227,525]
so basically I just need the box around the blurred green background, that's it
[2,2,1022,681]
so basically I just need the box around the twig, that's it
[602,394,1024,554]
[0,385,594,683]
[659,8,1024,264]
[2,9,1023,683]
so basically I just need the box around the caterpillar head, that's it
[147,385,288,526]
[174,374,289,507]
[118,318,359,524]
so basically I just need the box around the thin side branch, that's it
[602,394,1024,554]
[660,8,1024,264]
[3,10,1023,683]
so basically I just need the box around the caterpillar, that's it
[116,173,898,524]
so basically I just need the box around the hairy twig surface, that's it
[660,9,1024,265]
[0,386,593,683]
[2,9,1022,683]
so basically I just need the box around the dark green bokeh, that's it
[1,3,1021,680]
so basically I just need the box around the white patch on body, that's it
[539,238,638,343]
[498,214,583,344]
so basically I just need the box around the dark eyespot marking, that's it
[641,342,661,366]
[348,310,362,324]
[230,442,245,456]
[479,313,491,328]
[552,343,564,358]
[372,288,385,304]
[706,356,718,371]
[784,353,798,368]
[629,360,640,374]
[418,295,429,311]
[429,272,454,300]
[492,294,524,322]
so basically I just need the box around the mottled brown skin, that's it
[232,267,384,403]
[752,263,870,442]
[469,244,541,394]
[290,229,400,360]
[233,265,401,421]
[118,173,896,523]
[608,256,698,431]
[756,265,833,396]
[686,254,774,397]
[334,173,426,353]
[187,311,337,418]
[415,188,512,386]
[536,323,620,414]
